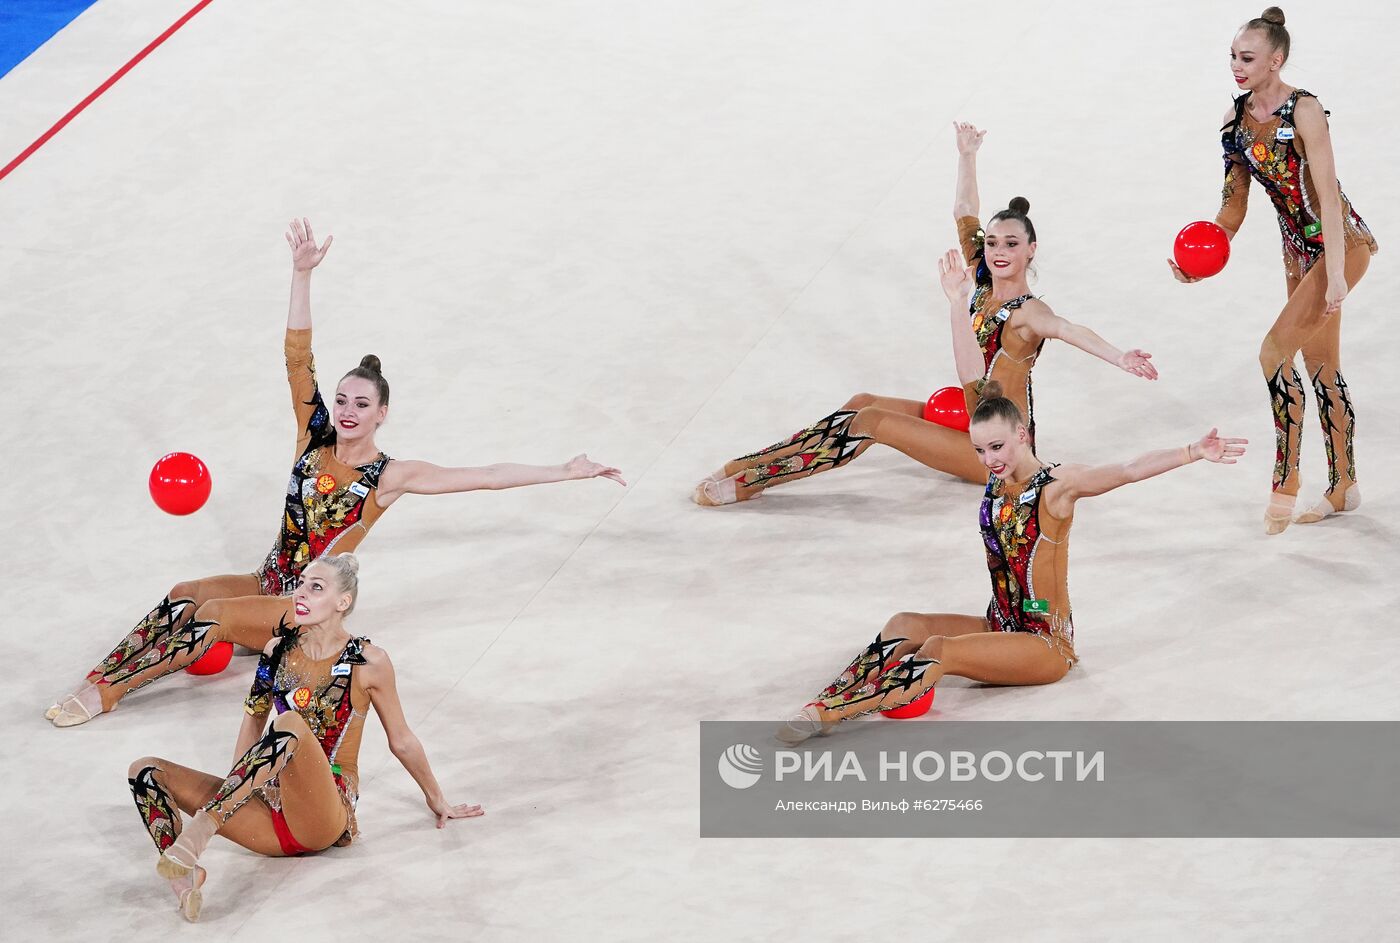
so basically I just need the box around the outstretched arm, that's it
[1047,428,1247,516]
[378,454,625,505]
[286,218,333,331]
[364,647,484,828]
[952,122,985,220]
[937,249,985,386]
[1293,98,1348,313]
[1016,303,1158,380]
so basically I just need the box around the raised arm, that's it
[937,249,986,387]
[1292,98,1348,312]
[283,219,337,436]
[1045,428,1247,517]
[1171,106,1246,284]
[1014,302,1158,380]
[362,646,483,828]
[952,122,985,220]
[377,454,625,506]
[286,218,333,331]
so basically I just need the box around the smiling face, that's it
[333,376,387,443]
[292,562,352,626]
[1230,28,1283,90]
[983,218,1035,280]
[970,415,1030,480]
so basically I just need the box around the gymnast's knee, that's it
[850,406,887,438]
[843,392,878,411]
[270,710,309,737]
[169,580,200,602]
[882,612,923,639]
[193,597,230,628]
[1258,337,1288,375]
[916,636,946,661]
[128,756,165,779]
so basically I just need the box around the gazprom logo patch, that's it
[718,744,764,789]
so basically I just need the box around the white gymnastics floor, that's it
[2,1,1396,939]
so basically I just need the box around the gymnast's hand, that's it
[937,248,974,302]
[564,454,626,486]
[1166,258,1203,284]
[953,121,986,155]
[286,217,333,272]
[1194,428,1247,464]
[1324,275,1348,315]
[1117,349,1158,380]
[430,796,485,828]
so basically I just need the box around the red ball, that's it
[879,660,936,719]
[148,452,211,515]
[1173,221,1231,279]
[922,386,969,433]
[185,641,233,675]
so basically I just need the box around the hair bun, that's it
[339,553,360,576]
[1007,196,1031,215]
[1261,6,1285,25]
[359,354,382,374]
[980,379,1006,401]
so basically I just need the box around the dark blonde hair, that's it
[340,354,390,406]
[1244,7,1290,63]
[308,553,361,615]
[970,380,1026,429]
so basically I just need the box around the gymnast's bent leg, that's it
[129,712,346,921]
[779,614,1068,743]
[53,574,292,726]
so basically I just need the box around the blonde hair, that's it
[308,553,361,615]
[1244,7,1290,64]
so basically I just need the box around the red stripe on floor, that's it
[0,0,219,183]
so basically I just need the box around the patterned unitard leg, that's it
[1298,302,1360,521]
[712,394,985,501]
[81,573,293,714]
[1257,243,1370,527]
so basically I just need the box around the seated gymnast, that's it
[125,553,481,922]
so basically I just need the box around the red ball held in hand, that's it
[1173,221,1231,279]
[923,386,970,433]
[148,452,212,516]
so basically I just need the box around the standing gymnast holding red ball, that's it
[45,219,625,727]
[1170,7,1377,533]
[693,122,1158,507]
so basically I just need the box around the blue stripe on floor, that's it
[0,1,102,78]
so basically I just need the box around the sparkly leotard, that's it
[255,330,392,596]
[1220,90,1377,280]
[957,216,1043,445]
[979,464,1076,665]
[244,634,371,844]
